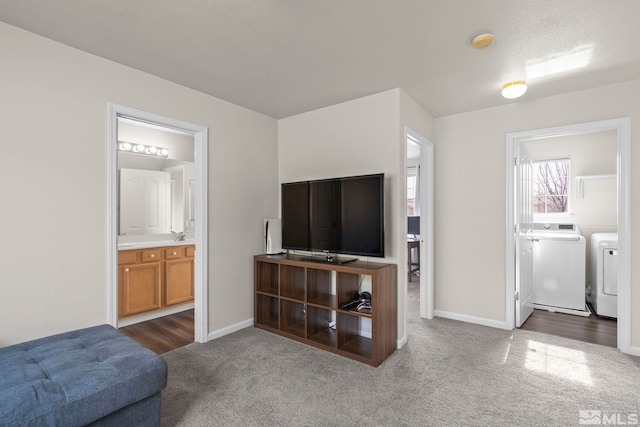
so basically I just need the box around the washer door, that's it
[533,238,586,311]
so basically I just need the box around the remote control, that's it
[339,299,359,310]
[339,292,361,310]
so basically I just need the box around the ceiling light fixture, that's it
[501,80,527,99]
[471,33,495,49]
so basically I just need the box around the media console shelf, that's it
[254,254,397,366]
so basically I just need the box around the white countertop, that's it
[118,240,195,250]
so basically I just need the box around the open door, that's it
[515,145,534,327]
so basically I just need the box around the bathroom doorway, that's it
[107,103,209,344]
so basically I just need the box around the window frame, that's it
[531,157,571,219]
[406,164,419,216]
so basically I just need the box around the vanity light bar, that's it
[118,141,169,158]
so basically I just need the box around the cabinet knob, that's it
[150,254,155,258]
[124,268,129,273]
[172,251,177,256]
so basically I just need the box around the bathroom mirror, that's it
[117,118,195,238]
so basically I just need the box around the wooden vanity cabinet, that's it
[164,246,195,306]
[118,244,194,319]
[118,250,162,317]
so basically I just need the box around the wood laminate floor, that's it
[520,307,617,348]
[119,310,194,354]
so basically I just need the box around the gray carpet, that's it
[161,284,640,426]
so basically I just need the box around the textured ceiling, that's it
[1,0,639,119]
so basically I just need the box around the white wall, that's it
[400,90,435,142]
[0,22,278,346]
[278,88,434,343]
[434,79,640,346]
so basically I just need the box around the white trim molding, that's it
[623,345,640,358]
[434,310,509,330]
[107,103,210,343]
[208,318,254,341]
[402,126,435,345]
[410,128,435,321]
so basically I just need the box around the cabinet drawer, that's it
[118,250,138,265]
[141,249,161,262]
[186,246,195,257]
[165,247,185,259]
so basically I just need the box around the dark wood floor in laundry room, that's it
[520,307,617,348]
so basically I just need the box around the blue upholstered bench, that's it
[0,324,167,426]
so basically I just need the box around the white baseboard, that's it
[434,310,509,330]
[117,302,194,328]
[620,344,640,357]
[397,334,408,349]
[207,318,254,341]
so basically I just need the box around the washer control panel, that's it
[533,223,579,233]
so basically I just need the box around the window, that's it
[407,166,419,215]
[532,158,569,214]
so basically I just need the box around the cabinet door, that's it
[119,262,162,318]
[165,258,194,306]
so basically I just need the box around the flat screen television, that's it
[281,173,384,260]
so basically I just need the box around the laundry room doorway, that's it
[505,118,631,353]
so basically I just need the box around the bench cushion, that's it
[0,324,167,426]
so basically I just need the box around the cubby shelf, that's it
[338,307,372,318]
[254,254,397,367]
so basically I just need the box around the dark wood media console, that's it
[254,254,397,366]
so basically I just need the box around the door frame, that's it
[107,103,209,343]
[505,117,631,353]
[403,126,435,325]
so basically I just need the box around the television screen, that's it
[281,181,310,250]
[281,174,384,258]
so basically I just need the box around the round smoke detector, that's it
[472,33,495,49]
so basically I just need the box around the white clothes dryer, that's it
[590,233,618,318]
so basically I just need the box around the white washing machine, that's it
[531,223,587,314]
[590,233,618,318]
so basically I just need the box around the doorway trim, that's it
[107,103,209,343]
[403,126,435,335]
[505,117,631,354]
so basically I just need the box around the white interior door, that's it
[515,146,534,327]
